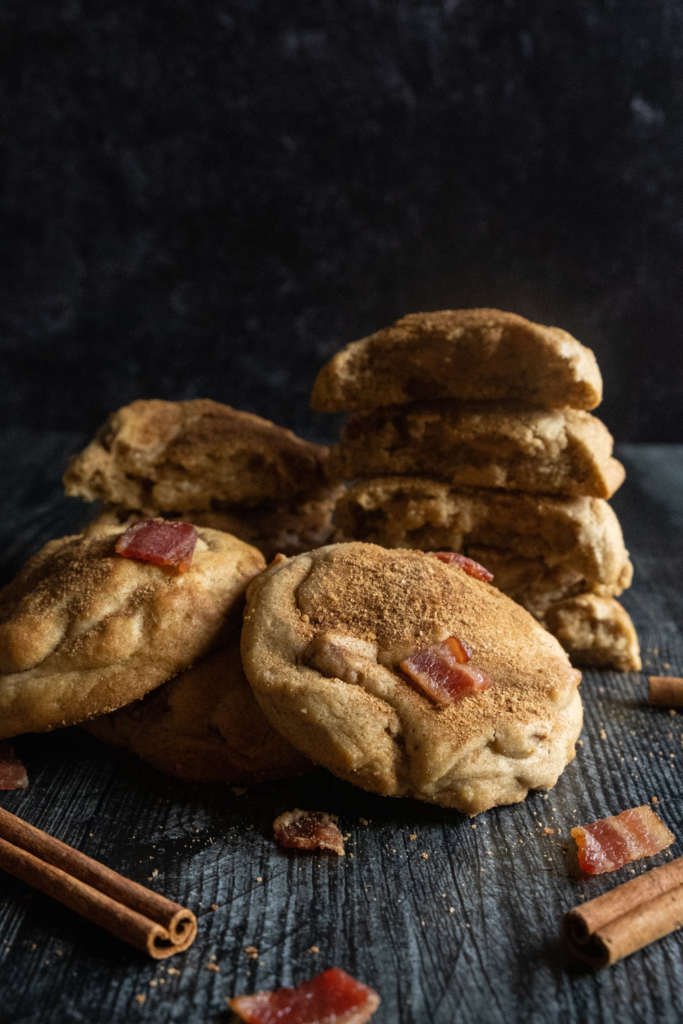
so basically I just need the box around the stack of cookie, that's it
[64,399,339,558]
[312,309,640,671]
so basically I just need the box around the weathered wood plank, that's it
[0,436,680,1023]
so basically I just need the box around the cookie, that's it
[311,309,602,412]
[0,524,264,739]
[64,399,329,512]
[334,478,632,607]
[542,594,641,672]
[328,403,624,499]
[241,543,582,814]
[86,483,340,560]
[87,632,307,783]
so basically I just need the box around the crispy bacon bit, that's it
[400,637,491,706]
[0,743,28,791]
[273,810,345,856]
[229,967,380,1024]
[433,551,494,583]
[115,519,197,573]
[571,805,675,876]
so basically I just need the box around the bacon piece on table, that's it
[432,550,494,583]
[273,810,345,856]
[115,519,197,573]
[400,637,491,706]
[571,805,675,876]
[0,743,28,791]
[229,967,380,1024]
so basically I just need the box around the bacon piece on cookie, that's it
[273,810,345,856]
[115,519,197,573]
[0,743,28,790]
[229,967,380,1024]
[433,551,494,583]
[400,637,491,706]
[571,806,675,876]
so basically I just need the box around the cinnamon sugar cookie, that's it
[312,309,602,412]
[0,524,264,739]
[87,631,307,783]
[329,403,624,499]
[241,543,582,814]
[334,478,632,612]
[64,398,329,512]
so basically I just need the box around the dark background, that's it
[2,1,682,445]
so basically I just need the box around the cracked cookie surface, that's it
[0,524,264,738]
[241,542,582,814]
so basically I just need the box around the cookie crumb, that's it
[359,817,370,827]
[651,796,659,805]
[231,786,247,797]
[255,876,263,883]
[245,945,259,960]
[543,827,556,835]
[134,994,146,1006]
[210,902,219,911]
[420,851,429,860]
[408,832,417,841]
[308,945,320,954]
[598,728,607,740]
[207,962,220,973]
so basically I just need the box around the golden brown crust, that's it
[311,309,602,412]
[0,525,265,739]
[64,399,329,512]
[329,403,624,499]
[542,594,641,672]
[241,543,582,814]
[334,478,632,612]
[86,633,308,783]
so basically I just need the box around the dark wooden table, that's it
[0,432,681,1024]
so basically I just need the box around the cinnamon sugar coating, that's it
[241,543,582,815]
[329,403,624,499]
[64,399,329,512]
[87,630,307,783]
[311,309,602,412]
[0,525,264,738]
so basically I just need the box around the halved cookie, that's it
[0,524,264,739]
[87,632,308,783]
[312,309,602,412]
[542,594,641,672]
[329,403,624,499]
[64,399,329,512]
[241,543,582,814]
[334,478,633,608]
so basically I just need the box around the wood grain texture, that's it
[0,433,681,1024]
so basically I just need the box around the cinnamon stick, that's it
[565,857,683,968]
[648,675,683,708]
[0,806,196,958]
